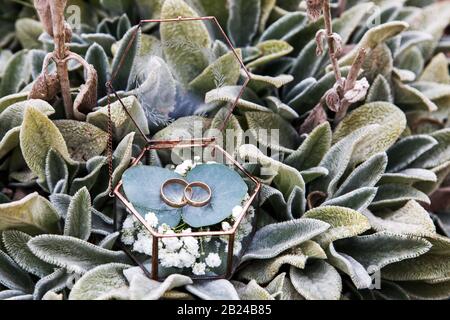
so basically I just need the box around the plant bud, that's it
[306,0,324,21]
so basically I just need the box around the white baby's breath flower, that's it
[221,221,232,231]
[160,252,181,268]
[162,236,183,252]
[174,163,188,176]
[145,212,159,228]
[232,206,243,220]
[122,215,135,229]
[133,232,153,256]
[121,232,135,246]
[194,156,201,163]
[178,249,196,268]
[192,262,206,276]
[184,159,194,167]
[205,253,222,268]
[182,237,200,257]
[174,159,196,175]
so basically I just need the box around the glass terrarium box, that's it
[113,139,260,280]
[106,15,260,280]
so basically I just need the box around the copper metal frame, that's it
[106,16,260,280]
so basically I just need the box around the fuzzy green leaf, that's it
[327,243,372,290]
[69,264,130,300]
[0,99,54,159]
[239,241,326,284]
[371,184,430,208]
[0,192,59,234]
[400,281,450,300]
[2,230,54,278]
[366,75,393,103]
[245,112,300,153]
[15,18,43,49]
[20,107,75,181]
[234,280,274,300]
[33,268,69,301]
[228,0,261,47]
[239,144,305,197]
[111,26,140,90]
[28,235,131,274]
[419,53,450,84]
[259,185,305,221]
[386,135,438,172]
[70,156,107,195]
[285,122,332,171]
[189,50,241,96]
[411,129,450,169]
[333,102,407,164]
[0,50,31,96]
[264,96,299,121]
[64,187,92,241]
[311,126,378,196]
[338,22,409,67]
[45,149,69,194]
[85,43,110,98]
[260,11,307,42]
[303,206,371,247]
[290,261,342,300]
[335,232,432,274]
[160,0,211,85]
[0,92,29,114]
[393,77,438,112]
[54,120,108,162]
[241,218,330,262]
[125,268,192,300]
[248,73,294,94]
[0,249,34,293]
[363,200,436,237]
[186,280,239,300]
[382,251,450,282]
[247,40,293,69]
[335,153,387,197]
[87,96,149,141]
[322,188,378,212]
[379,168,437,184]
[205,86,268,112]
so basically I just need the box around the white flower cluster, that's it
[173,156,203,176]
[121,214,224,276]
[121,212,160,256]
[219,199,255,255]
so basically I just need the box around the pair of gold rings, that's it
[160,178,212,208]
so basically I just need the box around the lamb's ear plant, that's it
[0,0,450,300]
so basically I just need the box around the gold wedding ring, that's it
[160,179,212,208]
[160,178,189,208]
[183,182,212,208]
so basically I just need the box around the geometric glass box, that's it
[106,16,260,280]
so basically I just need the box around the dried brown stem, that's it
[49,0,74,119]
[338,0,347,16]
[323,0,343,87]
[334,47,367,125]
